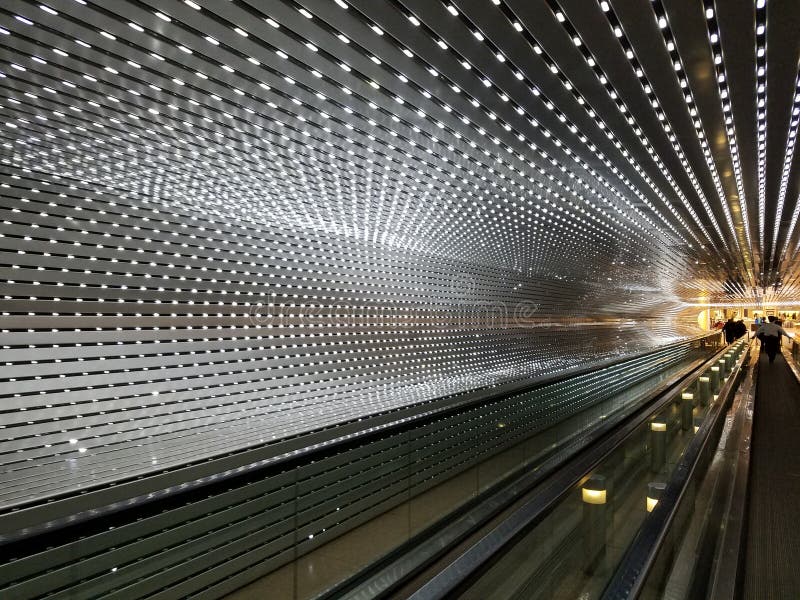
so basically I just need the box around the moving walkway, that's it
[335,334,750,600]
[338,333,800,600]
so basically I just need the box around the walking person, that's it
[722,318,737,344]
[756,317,792,363]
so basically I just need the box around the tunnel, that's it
[1,1,799,598]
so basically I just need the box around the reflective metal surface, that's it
[1,1,799,595]
[0,0,760,507]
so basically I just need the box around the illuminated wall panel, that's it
[1,0,799,511]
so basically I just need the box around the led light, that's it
[0,0,787,546]
[582,475,607,504]
[582,488,607,504]
[646,482,666,512]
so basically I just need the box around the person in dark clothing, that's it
[776,319,786,347]
[734,319,747,340]
[756,320,792,363]
[722,318,737,344]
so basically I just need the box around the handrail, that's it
[405,337,736,600]
[601,340,752,599]
[330,350,710,600]
[0,331,721,543]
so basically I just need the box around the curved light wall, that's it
[0,0,799,507]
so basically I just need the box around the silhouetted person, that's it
[756,319,791,363]
[734,319,747,340]
[776,319,786,347]
[722,318,737,344]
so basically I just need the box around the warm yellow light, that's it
[711,366,720,372]
[699,376,710,382]
[647,482,666,512]
[681,392,694,400]
[582,488,607,505]
[694,425,700,433]
[651,421,667,432]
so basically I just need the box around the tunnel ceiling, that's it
[2,1,800,497]
[2,0,800,298]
